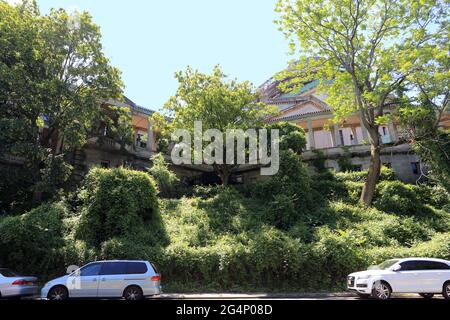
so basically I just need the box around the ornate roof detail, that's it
[105,96,155,116]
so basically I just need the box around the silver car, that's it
[41,260,161,300]
[0,268,38,299]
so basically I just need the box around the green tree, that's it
[266,121,307,154]
[160,65,276,184]
[399,25,449,190]
[0,1,131,212]
[275,0,447,205]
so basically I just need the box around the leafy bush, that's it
[415,184,450,210]
[366,232,450,265]
[374,180,433,216]
[311,227,367,287]
[335,166,396,183]
[251,150,316,212]
[76,167,159,245]
[148,153,181,198]
[311,167,396,204]
[266,121,307,154]
[382,217,433,246]
[263,194,298,230]
[0,202,69,277]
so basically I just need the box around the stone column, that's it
[147,120,154,153]
[307,119,315,150]
[333,124,341,147]
[350,126,358,145]
[387,120,398,143]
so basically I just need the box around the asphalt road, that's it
[152,292,446,300]
[11,292,446,300]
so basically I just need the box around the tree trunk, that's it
[216,165,231,185]
[360,129,381,205]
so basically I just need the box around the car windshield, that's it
[0,268,20,277]
[370,259,400,270]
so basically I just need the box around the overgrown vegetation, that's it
[0,157,448,292]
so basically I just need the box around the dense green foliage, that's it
[148,153,181,198]
[76,167,159,245]
[153,65,277,184]
[0,1,131,214]
[1,160,448,292]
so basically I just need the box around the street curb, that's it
[157,292,355,299]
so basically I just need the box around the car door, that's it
[425,261,450,293]
[98,262,128,298]
[68,263,102,298]
[390,261,422,293]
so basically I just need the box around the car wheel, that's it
[419,293,434,299]
[123,286,143,301]
[48,286,69,301]
[443,282,450,300]
[372,281,392,300]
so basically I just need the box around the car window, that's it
[79,263,102,277]
[150,262,159,274]
[100,262,127,275]
[423,261,450,270]
[126,262,148,274]
[0,268,20,277]
[400,261,421,271]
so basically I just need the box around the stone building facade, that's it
[256,77,450,183]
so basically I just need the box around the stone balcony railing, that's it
[302,142,411,161]
[86,137,154,159]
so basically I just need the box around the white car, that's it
[0,268,38,299]
[41,260,161,300]
[347,258,450,300]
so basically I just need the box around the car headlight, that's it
[357,275,372,280]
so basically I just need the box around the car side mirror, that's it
[392,265,401,272]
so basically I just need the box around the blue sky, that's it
[36,0,291,111]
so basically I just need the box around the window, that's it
[150,262,159,274]
[80,263,102,277]
[411,162,420,175]
[135,133,147,148]
[339,130,345,145]
[100,262,127,275]
[423,261,450,270]
[0,268,20,277]
[400,261,420,271]
[126,262,148,274]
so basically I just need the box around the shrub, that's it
[263,194,299,230]
[366,232,450,265]
[76,167,159,245]
[374,180,432,216]
[415,184,450,210]
[148,153,181,198]
[266,121,307,154]
[311,227,368,287]
[382,217,433,246]
[311,167,395,204]
[0,202,69,278]
[335,166,396,183]
[254,150,315,212]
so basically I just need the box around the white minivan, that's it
[41,260,161,300]
[347,258,450,300]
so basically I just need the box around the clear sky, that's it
[36,0,291,111]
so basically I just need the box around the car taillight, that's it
[12,279,35,286]
[151,275,161,281]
